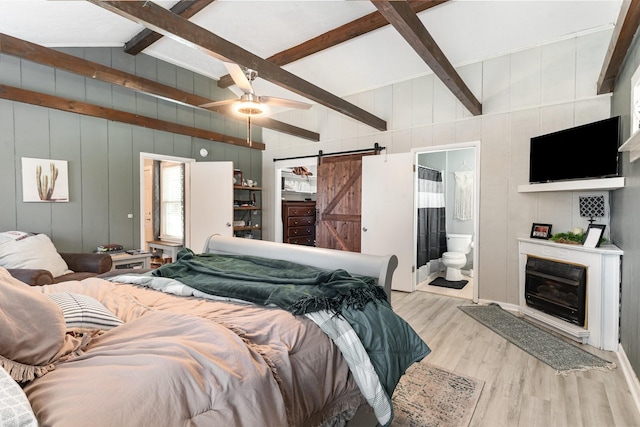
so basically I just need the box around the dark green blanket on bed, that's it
[151,248,389,315]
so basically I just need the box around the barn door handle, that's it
[362,227,368,232]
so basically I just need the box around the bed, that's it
[0,235,430,427]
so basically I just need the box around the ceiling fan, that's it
[199,62,312,117]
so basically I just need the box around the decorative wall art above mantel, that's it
[21,157,69,202]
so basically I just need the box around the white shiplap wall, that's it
[261,29,613,304]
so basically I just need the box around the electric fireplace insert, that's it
[525,256,587,326]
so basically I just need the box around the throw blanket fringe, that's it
[290,285,388,315]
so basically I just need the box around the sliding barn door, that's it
[315,153,374,252]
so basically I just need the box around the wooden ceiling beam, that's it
[372,0,482,116]
[0,84,263,150]
[87,0,387,131]
[597,0,640,94]
[0,33,319,142]
[124,0,216,55]
[217,0,448,89]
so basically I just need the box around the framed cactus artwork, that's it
[21,157,69,202]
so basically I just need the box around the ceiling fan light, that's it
[233,100,268,117]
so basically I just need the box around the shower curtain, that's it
[417,166,447,269]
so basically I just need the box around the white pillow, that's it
[0,233,72,278]
[0,366,38,427]
[0,231,31,245]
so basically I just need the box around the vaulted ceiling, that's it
[1,0,638,145]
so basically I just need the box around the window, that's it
[160,161,184,242]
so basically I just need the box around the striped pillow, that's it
[47,293,123,330]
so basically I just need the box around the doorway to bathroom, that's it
[414,142,479,301]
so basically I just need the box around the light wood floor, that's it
[390,290,640,427]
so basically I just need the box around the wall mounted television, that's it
[529,116,621,184]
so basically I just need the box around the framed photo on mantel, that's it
[531,223,552,239]
[583,224,606,248]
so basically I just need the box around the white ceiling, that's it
[0,0,624,110]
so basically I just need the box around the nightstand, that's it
[109,252,152,270]
[147,240,183,266]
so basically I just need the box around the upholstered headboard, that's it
[202,235,398,299]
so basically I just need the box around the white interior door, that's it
[362,153,415,292]
[187,161,233,252]
[143,164,153,244]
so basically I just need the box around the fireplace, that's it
[519,238,621,351]
[525,256,587,326]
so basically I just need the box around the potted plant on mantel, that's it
[550,231,585,245]
[550,231,606,246]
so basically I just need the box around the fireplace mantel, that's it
[518,238,622,351]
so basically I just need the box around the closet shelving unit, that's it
[281,171,317,195]
[233,185,262,239]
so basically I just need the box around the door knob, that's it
[362,227,368,232]
[226,222,231,227]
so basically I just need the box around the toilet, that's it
[442,234,473,281]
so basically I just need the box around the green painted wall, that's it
[0,47,261,253]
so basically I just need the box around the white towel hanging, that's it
[454,171,473,220]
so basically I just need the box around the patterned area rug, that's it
[458,303,616,374]
[391,363,484,427]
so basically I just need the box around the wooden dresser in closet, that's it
[282,201,316,246]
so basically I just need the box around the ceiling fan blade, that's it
[260,96,312,110]
[199,99,235,109]
[223,62,253,94]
